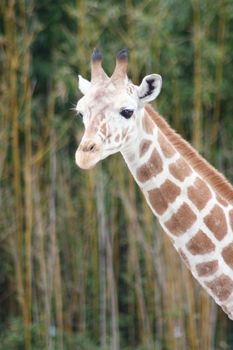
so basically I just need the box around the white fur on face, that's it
[75,73,162,168]
[76,81,138,158]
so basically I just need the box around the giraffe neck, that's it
[121,107,233,319]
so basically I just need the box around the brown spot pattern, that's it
[196,260,218,277]
[101,123,107,136]
[187,177,212,210]
[205,274,233,301]
[139,140,152,157]
[186,230,215,255]
[126,83,135,95]
[165,203,196,236]
[136,149,163,183]
[145,105,233,203]
[169,158,192,182]
[142,114,154,134]
[122,128,129,139]
[148,180,181,215]
[222,242,233,270]
[230,210,233,230]
[158,131,175,158]
[204,204,227,240]
[115,134,120,142]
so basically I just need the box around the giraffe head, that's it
[75,48,162,169]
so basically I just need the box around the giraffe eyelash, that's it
[77,112,83,118]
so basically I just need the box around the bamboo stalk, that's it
[3,1,32,347]
[152,224,164,349]
[21,17,33,349]
[126,0,139,83]
[106,229,120,350]
[192,0,203,151]
[210,2,226,158]
[48,93,64,350]
[120,178,154,349]
[96,167,107,350]
[33,172,50,348]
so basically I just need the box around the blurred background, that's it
[0,0,233,349]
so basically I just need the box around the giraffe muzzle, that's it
[75,138,102,169]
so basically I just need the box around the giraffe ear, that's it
[137,74,162,105]
[78,75,91,95]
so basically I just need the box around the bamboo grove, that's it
[0,0,233,349]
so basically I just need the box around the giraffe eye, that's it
[120,109,134,119]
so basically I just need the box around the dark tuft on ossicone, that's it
[91,47,102,62]
[116,48,128,61]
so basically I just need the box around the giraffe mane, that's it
[145,104,233,204]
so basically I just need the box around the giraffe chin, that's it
[75,150,100,170]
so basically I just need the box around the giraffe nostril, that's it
[80,141,97,152]
[89,143,95,152]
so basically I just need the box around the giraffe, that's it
[75,48,233,319]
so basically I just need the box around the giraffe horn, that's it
[111,48,128,84]
[91,48,108,83]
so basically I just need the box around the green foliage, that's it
[0,0,233,349]
[0,318,100,350]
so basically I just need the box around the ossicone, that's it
[91,47,102,62]
[111,48,128,84]
[91,47,108,83]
